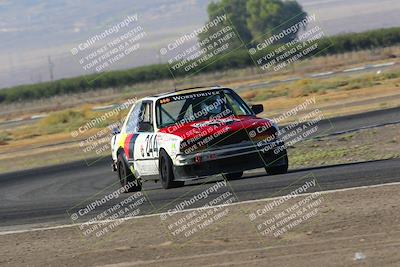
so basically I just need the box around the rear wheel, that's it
[117,154,142,192]
[159,149,184,189]
[223,171,243,180]
[265,152,289,175]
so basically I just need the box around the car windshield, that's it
[156,89,252,128]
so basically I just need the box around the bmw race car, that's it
[111,86,288,191]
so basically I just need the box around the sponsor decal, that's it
[159,98,171,104]
[122,134,139,160]
[168,91,220,102]
[192,118,240,128]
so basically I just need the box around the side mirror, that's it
[112,127,120,135]
[251,104,264,115]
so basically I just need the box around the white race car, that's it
[111,86,288,191]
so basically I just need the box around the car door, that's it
[113,101,141,167]
[133,101,159,176]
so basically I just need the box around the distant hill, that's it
[0,0,399,88]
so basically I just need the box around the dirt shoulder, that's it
[1,183,400,266]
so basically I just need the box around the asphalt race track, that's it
[0,107,399,230]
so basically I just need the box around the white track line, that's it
[343,66,366,72]
[1,180,400,236]
[373,62,395,68]
[309,71,334,77]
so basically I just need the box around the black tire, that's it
[117,153,142,192]
[223,171,244,180]
[265,152,289,175]
[159,149,184,189]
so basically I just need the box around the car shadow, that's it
[181,158,395,187]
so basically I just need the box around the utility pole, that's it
[48,55,54,81]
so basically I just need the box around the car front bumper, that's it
[173,140,287,180]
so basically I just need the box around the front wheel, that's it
[265,152,289,175]
[117,154,142,192]
[159,150,184,189]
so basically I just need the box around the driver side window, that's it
[138,102,154,132]
[125,101,154,133]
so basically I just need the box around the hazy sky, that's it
[0,0,399,88]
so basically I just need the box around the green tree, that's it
[246,0,307,43]
[198,0,251,47]
[200,0,307,45]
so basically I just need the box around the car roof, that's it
[142,86,227,101]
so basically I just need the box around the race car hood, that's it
[159,115,277,153]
